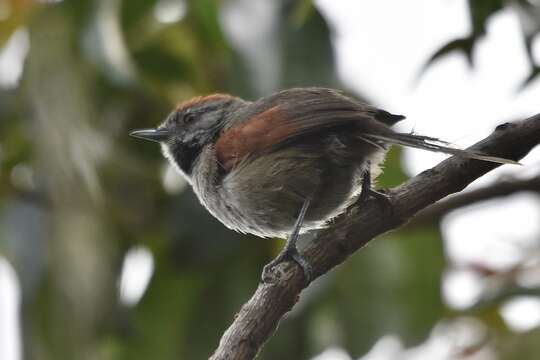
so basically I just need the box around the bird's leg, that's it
[357,161,391,205]
[262,197,313,283]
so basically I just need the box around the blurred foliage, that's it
[0,0,539,359]
[422,0,540,88]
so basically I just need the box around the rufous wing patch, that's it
[215,105,298,171]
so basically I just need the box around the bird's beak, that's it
[129,128,170,143]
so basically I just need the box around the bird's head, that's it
[130,94,245,177]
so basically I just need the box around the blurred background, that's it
[1,0,540,359]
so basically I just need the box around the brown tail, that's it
[360,132,520,165]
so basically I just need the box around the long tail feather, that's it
[362,132,520,165]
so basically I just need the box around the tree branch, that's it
[210,115,540,360]
[411,174,540,225]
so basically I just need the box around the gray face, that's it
[158,96,244,177]
[130,94,246,178]
[161,103,222,146]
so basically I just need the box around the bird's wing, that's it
[214,87,518,172]
[214,88,399,171]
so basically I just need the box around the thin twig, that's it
[412,175,540,225]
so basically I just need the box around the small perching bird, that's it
[130,87,518,281]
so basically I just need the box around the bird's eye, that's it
[184,113,196,124]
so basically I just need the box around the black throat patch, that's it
[170,141,204,176]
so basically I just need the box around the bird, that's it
[130,87,517,282]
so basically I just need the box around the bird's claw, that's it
[262,246,312,284]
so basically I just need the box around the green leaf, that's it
[420,36,476,75]
[519,66,540,90]
[0,0,35,46]
[468,0,504,36]
[290,0,314,27]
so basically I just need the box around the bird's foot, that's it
[357,187,394,217]
[262,245,312,284]
[358,163,392,208]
